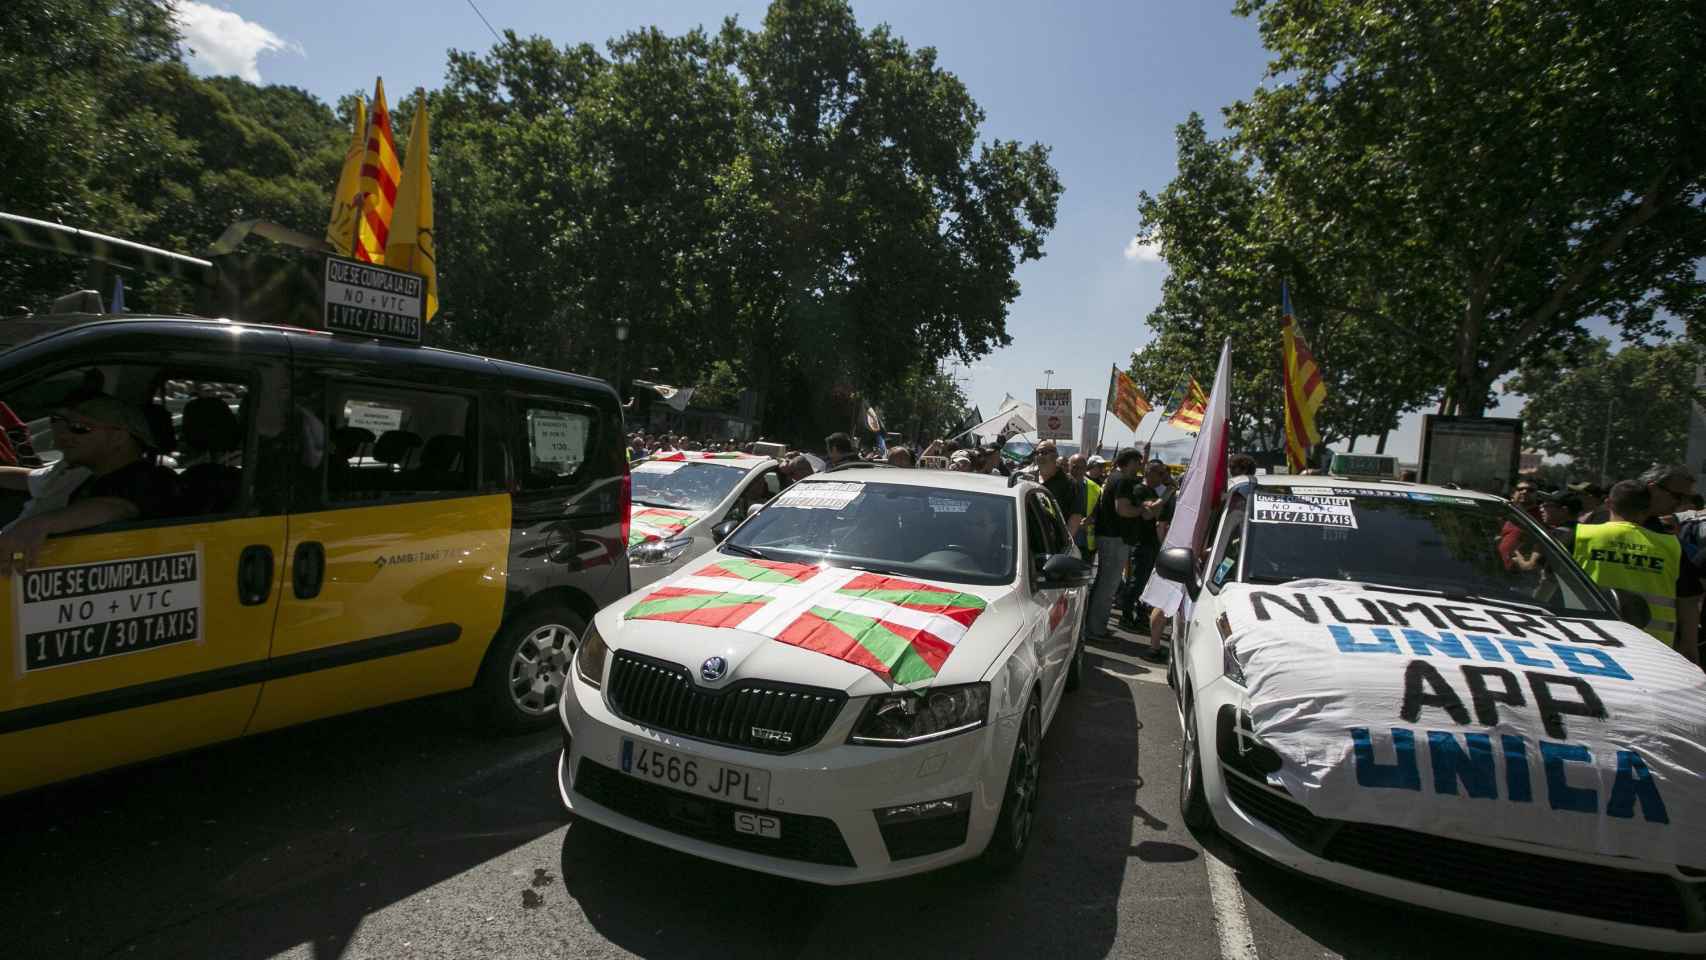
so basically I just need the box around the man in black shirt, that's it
[1087,448,1145,640]
[0,393,176,575]
[1033,442,1083,540]
[1642,464,1701,664]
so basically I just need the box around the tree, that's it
[1507,339,1704,483]
[1229,0,1706,416]
[1132,115,1438,454]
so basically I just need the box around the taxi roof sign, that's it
[1328,452,1398,480]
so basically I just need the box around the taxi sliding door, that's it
[247,344,510,733]
[0,332,292,795]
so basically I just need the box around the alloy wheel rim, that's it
[1181,703,1198,802]
[1010,708,1041,850]
[508,623,577,715]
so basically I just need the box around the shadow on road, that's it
[0,693,566,960]
[560,656,1142,960]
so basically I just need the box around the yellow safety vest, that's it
[1083,479,1102,550]
[1572,521,1681,646]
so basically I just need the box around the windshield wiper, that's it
[720,542,770,560]
[1359,582,1552,614]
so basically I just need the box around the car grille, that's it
[606,650,847,754]
[575,758,856,867]
[1223,766,1706,932]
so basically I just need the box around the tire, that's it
[983,692,1043,873]
[478,604,584,735]
[1179,693,1214,832]
[1064,630,1085,693]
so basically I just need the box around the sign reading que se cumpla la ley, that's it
[323,255,426,344]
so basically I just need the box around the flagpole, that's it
[1095,364,1114,456]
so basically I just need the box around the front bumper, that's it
[1193,680,1706,953]
[558,671,1018,884]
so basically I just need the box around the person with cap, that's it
[1086,454,1108,487]
[0,393,178,575]
[1640,464,1702,664]
[1032,441,1084,539]
[948,449,974,472]
[1068,453,1101,562]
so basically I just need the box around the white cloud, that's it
[1123,235,1163,263]
[174,2,303,83]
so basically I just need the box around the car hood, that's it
[594,552,1023,698]
[627,506,708,547]
[1217,579,1706,867]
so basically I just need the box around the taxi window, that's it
[521,405,595,490]
[326,383,474,502]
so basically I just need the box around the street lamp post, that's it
[613,316,631,409]
[1044,369,1055,388]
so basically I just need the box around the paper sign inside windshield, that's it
[1252,492,1357,529]
[776,482,863,510]
[929,496,969,513]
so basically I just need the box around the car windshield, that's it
[630,461,749,512]
[1238,486,1613,616]
[724,479,1016,586]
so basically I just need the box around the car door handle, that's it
[237,545,274,606]
[292,541,326,599]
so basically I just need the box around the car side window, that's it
[1,360,267,529]
[1209,511,1245,592]
[1025,493,1067,577]
[520,403,595,491]
[325,382,475,502]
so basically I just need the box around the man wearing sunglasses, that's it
[0,393,177,576]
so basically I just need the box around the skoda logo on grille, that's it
[700,656,728,681]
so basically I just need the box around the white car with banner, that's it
[627,453,783,588]
[558,466,1094,881]
[1155,470,1706,952]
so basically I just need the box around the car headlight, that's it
[629,535,693,566]
[848,682,990,746]
[575,623,610,688]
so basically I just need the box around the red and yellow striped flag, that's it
[355,78,401,263]
[1282,284,1326,471]
[1168,378,1209,433]
[1108,365,1152,431]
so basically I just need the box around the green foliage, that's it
[1137,0,1706,441]
[432,0,1060,441]
[1507,339,1705,484]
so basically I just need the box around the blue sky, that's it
[177,0,1521,460]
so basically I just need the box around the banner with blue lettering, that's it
[1224,580,1706,866]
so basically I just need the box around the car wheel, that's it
[983,692,1043,873]
[1064,631,1085,693]
[479,604,584,735]
[1179,693,1214,832]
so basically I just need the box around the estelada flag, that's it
[384,92,438,319]
[1107,365,1152,431]
[1167,378,1209,433]
[355,78,401,263]
[1282,283,1326,471]
[323,95,366,256]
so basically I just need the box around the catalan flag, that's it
[324,95,367,256]
[355,78,401,263]
[1107,365,1152,431]
[1282,283,1326,472]
[1167,378,1209,433]
[384,92,438,319]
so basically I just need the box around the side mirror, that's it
[1607,588,1652,630]
[746,503,765,518]
[711,520,740,544]
[1040,553,1095,588]
[1155,547,1197,586]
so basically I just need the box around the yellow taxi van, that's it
[0,315,632,796]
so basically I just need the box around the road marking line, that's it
[1204,847,1260,960]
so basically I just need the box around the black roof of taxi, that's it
[0,315,617,400]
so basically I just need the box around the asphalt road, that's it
[1,623,1679,960]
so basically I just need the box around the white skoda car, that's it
[559,466,1092,882]
[1156,469,1706,953]
[628,453,784,588]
